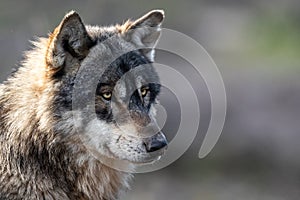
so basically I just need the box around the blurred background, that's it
[1,0,300,199]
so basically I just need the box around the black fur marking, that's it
[96,50,160,122]
[53,46,160,126]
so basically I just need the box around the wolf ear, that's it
[46,11,94,70]
[122,10,164,61]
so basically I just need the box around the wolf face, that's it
[47,10,168,165]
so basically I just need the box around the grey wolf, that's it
[0,9,167,199]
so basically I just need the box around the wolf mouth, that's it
[112,132,168,164]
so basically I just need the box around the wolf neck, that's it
[0,38,132,200]
[70,150,132,199]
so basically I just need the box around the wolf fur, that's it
[0,10,166,200]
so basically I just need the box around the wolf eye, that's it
[101,92,112,100]
[141,87,149,97]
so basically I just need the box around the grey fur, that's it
[0,10,166,200]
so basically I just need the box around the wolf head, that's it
[45,10,167,165]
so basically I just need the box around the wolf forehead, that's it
[48,10,164,84]
[46,10,164,71]
[48,11,164,113]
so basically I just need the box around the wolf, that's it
[0,9,167,200]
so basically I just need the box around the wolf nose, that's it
[144,132,168,153]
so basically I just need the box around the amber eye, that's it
[141,87,149,97]
[101,92,112,100]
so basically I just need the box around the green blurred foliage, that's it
[249,12,300,64]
